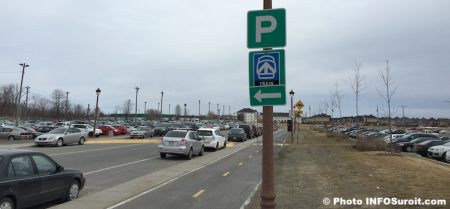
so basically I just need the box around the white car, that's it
[196,128,226,151]
[427,142,450,162]
[35,127,88,147]
[383,134,405,143]
[70,124,102,137]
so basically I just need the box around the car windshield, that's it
[197,130,213,136]
[48,128,67,134]
[165,131,187,138]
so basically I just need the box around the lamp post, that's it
[289,89,295,144]
[184,103,187,122]
[135,87,139,123]
[160,91,164,121]
[93,88,101,138]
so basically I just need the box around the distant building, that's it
[304,114,331,125]
[236,108,258,124]
[273,112,290,123]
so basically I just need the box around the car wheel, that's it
[56,139,63,147]
[61,180,80,202]
[78,137,85,145]
[186,148,193,160]
[160,153,166,158]
[406,146,412,152]
[130,137,133,139]
[8,136,15,141]
[214,143,219,152]
[199,146,204,156]
[443,152,450,163]
[0,197,14,209]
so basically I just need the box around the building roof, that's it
[237,108,257,113]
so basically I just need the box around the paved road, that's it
[112,130,288,209]
[2,129,287,209]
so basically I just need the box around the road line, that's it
[192,189,205,198]
[223,171,230,177]
[239,180,261,209]
[249,155,253,158]
[238,162,244,166]
[84,156,159,176]
[106,140,255,209]
[48,144,142,157]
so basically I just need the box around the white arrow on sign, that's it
[254,90,282,102]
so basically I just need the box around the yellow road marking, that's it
[238,162,243,166]
[192,189,205,198]
[86,139,161,144]
[223,171,230,177]
[227,142,235,148]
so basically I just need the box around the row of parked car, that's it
[337,126,450,163]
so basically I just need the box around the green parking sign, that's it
[247,8,286,49]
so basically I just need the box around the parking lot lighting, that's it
[93,88,101,136]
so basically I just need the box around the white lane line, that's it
[192,189,205,198]
[249,155,253,159]
[106,140,253,209]
[238,162,244,166]
[240,180,261,209]
[84,156,159,176]
[223,171,230,177]
[48,144,142,157]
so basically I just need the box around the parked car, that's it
[392,133,439,144]
[238,124,254,139]
[129,126,154,139]
[98,125,120,136]
[113,125,128,135]
[227,128,247,142]
[0,127,33,141]
[35,127,88,147]
[427,141,450,162]
[414,140,448,157]
[153,126,170,137]
[158,130,204,160]
[35,126,58,133]
[0,149,85,209]
[18,127,42,139]
[398,137,437,152]
[196,128,226,151]
[70,124,102,137]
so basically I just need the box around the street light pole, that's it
[198,100,201,118]
[93,88,101,138]
[25,86,30,120]
[160,91,164,121]
[144,101,147,114]
[184,103,187,122]
[289,90,295,144]
[15,63,29,126]
[135,87,139,123]
[65,91,69,121]
[208,102,211,119]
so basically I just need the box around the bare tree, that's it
[145,109,161,120]
[51,89,65,120]
[333,82,344,118]
[121,100,133,121]
[329,90,338,119]
[346,61,365,126]
[377,60,397,143]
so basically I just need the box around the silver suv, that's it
[158,130,204,160]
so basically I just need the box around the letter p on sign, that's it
[248,8,286,49]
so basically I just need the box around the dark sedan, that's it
[413,140,448,157]
[0,149,85,209]
[227,128,247,142]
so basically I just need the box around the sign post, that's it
[247,1,286,209]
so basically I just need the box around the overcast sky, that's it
[1,0,449,118]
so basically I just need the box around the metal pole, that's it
[260,1,275,208]
[15,63,28,126]
[199,100,201,118]
[135,87,139,123]
[160,91,164,121]
[87,104,90,121]
[208,102,211,119]
[290,94,294,144]
[65,92,69,120]
[184,104,187,122]
[93,88,101,138]
[144,101,147,114]
[25,86,30,120]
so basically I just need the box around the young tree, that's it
[145,109,161,120]
[346,61,365,126]
[329,90,338,119]
[333,82,344,118]
[377,60,397,143]
[122,100,133,121]
[51,89,65,120]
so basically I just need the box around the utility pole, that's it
[144,101,147,114]
[65,91,69,121]
[400,105,407,127]
[25,86,30,120]
[229,106,231,116]
[208,102,211,119]
[184,104,187,122]
[127,99,131,122]
[198,100,201,118]
[135,87,139,123]
[160,91,164,121]
[15,63,29,126]
[222,105,225,116]
[87,104,90,121]
[169,104,171,115]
